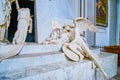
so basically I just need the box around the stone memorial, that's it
[0,0,118,80]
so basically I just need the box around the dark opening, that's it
[8,0,35,42]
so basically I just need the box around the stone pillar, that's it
[109,0,117,45]
[87,0,96,47]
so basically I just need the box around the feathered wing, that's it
[74,17,98,32]
[86,19,98,32]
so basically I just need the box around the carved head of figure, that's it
[50,28,62,39]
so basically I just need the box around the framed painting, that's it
[96,0,108,27]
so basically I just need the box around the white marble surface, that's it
[21,44,101,55]
[35,0,75,43]
[0,60,95,80]
[0,44,62,55]
[20,44,62,54]
[0,52,66,73]
[98,52,118,78]
[0,44,100,56]
[0,52,117,80]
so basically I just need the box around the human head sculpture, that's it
[50,21,62,39]
[50,28,62,39]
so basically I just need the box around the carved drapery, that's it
[0,0,32,62]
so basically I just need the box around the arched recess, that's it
[8,0,35,42]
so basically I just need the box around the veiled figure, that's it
[12,8,32,44]
[0,0,32,61]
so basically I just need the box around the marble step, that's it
[0,60,96,80]
[0,48,100,73]
[0,52,117,80]
[0,44,100,55]
[0,45,100,73]
[20,44,62,54]
[20,44,100,55]
[0,44,62,54]
[0,51,67,73]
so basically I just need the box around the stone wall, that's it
[96,0,118,46]
[35,0,75,43]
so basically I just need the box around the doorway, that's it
[8,0,35,42]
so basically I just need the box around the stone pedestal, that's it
[0,1,118,80]
[0,47,118,80]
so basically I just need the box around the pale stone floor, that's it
[110,66,120,80]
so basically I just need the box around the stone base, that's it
[0,44,100,55]
[0,44,62,54]
[0,51,117,80]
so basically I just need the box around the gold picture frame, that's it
[96,0,108,27]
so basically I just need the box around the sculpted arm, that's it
[28,17,33,33]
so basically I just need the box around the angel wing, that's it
[74,17,98,32]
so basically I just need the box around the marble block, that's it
[0,61,95,80]
[20,44,100,55]
[20,44,62,54]
[91,48,100,54]
[0,44,99,55]
[0,52,67,73]
[0,52,117,80]
[96,52,118,80]
[0,44,62,55]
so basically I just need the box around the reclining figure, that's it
[42,21,69,44]
[42,17,108,79]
